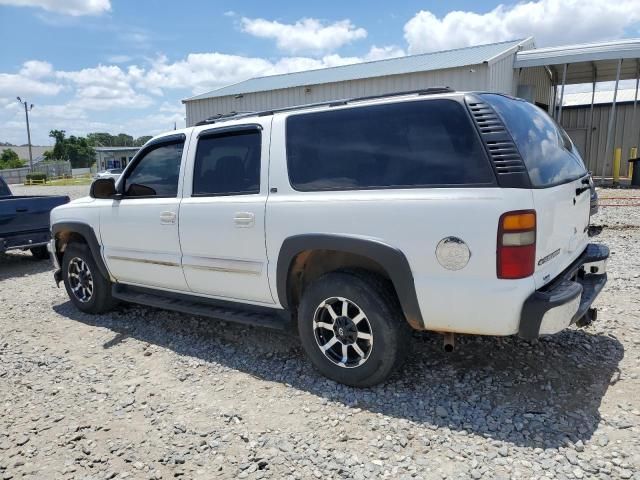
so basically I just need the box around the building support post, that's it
[549,67,557,116]
[600,58,622,184]
[557,63,568,123]
[586,62,597,170]
[633,60,640,156]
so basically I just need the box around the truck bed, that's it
[0,184,69,252]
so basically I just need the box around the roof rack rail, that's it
[195,87,455,126]
[195,111,257,126]
[346,86,455,104]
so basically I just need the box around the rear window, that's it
[481,94,587,187]
[286,99,494,191]
[192,129,261,196]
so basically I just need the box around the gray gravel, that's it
[1,186,639,479]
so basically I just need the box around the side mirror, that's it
[90,178,117,199]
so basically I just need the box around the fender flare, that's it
[51,222,110,280]
[276,234,424,330]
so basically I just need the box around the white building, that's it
[95,146,140,171]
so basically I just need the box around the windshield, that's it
[481,94,587,187]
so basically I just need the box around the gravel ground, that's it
[1,185,639,480]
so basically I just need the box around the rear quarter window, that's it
[286,99,494,191]
[481,94,587,187]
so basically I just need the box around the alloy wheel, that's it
[67,257,94,303]
[312,296,373,368]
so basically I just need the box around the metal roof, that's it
[562,88,639,107]
[515,38,640,68]
[184,39,528,102]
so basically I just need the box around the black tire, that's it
[62,243,118,314]
[30,245,50,260]
[298,271,411,387]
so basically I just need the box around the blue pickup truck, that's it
[0,176,69,259]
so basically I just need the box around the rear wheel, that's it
[298,271,411,387]
[62,243,117,314]
[30,245,49,260]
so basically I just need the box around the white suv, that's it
[49,89,608,387]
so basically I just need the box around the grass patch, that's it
[26,176,93,186]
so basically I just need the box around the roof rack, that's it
[195,111,258,126]
[195,87,455,126]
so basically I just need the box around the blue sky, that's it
[1,0,639,145]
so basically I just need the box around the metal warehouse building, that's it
[561,89,640,179]
[183,37,640,180]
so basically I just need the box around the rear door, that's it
[483,94,590,288]
[178,122,274,304]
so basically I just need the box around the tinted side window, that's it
[286,99,493,191]
[481,94,587,187]
[193,130,261,196]
[124,142,183,197]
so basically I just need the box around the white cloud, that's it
[404,0,640,54]
[0,0,111,16]
[56,65,153,110]
[0,61,62,97]
[363,45,405,61]
[133,53,274,95]
[19,60,53,78]
[240,17,367,55]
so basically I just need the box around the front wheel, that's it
[62,243,117,314]
[298,271,411,387]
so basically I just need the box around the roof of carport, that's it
[514,38,640,84]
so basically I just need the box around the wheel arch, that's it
[276,234,424,330]
[52,222,110,280]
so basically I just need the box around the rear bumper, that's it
[519,243,608,340]
[1,229,50,253]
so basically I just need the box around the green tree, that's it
[114,133,134,146]
[46,131,95,167]
[87,132,114,147]
[65,136,95,168]
[49,130,67,160]
[0,149,26,169]
[134,136,152,146]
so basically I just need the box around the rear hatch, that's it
[481,94,591,288]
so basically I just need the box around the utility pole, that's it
[16,97,34,171]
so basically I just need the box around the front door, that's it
[100,134,189,291]
[179,123,273,304]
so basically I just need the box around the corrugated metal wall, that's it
[562,103,640,177]
[185,64,492,126]
[516,66,553,106]
[488,54,517,95]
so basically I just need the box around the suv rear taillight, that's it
[497,210,536,279]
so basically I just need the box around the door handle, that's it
[234,212,255,228]
[160,211,177,224]
[16,208,28,213]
